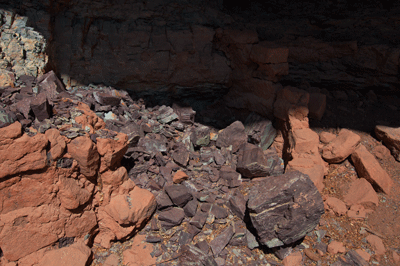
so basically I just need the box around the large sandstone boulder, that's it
[322,129,360,163]
[0,122,48,179]
[247,171,324,248]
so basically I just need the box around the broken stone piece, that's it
[247,171,324,248]
[30,92,51,121]
[322,129,360,163]
[375,125,400,161]
[351,144,393,194]
[164,184,193,207]
[216,121,247,153]
[237,143,275,178]
[209,225,234,257]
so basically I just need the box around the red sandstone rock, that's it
[366,235,386,256]
[255,63,289,82]
[173,170,189,184]
[327,241,346,254]
[122,234,156,266]
[282,251,303,266]
[343,178,379,208]
[322,128,360,163]
[274,86,309,123]
[373,144,391,160]
[65,210,97,237]
[74,101,106,133]
[355,249,371,262]
[325,197,347,216]
[0,128,48,179]
[96,186,156,247]
[67,136,100,178]
[0,121,22,143]
[286,157,325,192]
[101,167,134,205]
[0,205,65,261]
[250,42,289,64]
[308,92,326,120]
[347,204,371,220]
[104,254,120,266]
[351,144,393,194]
[96,131,129,172]
[45,128,66,161]
[36,242,91,266]
[393,251,400,263]
[58,176,92,210]
[0,170,55,214]
[319,131,336,144]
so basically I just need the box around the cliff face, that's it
[1,0,400,109]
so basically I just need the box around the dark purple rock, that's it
[339,250,369,266]
[237,143,275,178]
[172,143,190,166]
[195,240,210,255]
[37,70,65,103]
[246,229,259,249]
[172,103,196,124]
[264,149,285,176]
[213,150,226,166]
[228,190,247,220]
[209,225,234,257]
[146,235,162,243]
[138,137,167,153]
[247,171,324,248]
[165,184,193,207]
[216,121,247,153]
[30,92,51,121]
[244,112,276,150]
[200,203,212,212]
[158,207,185,226]
[229,222,247,246]
[272,245,294,260]
[178,231,193,246]
[219,166,241,188]
[210,204,229,219]
[155,191,174,210]
[93,91,121,106]
[187,224,202,237]
[314,242,327,254]
[189,211,208,229]
[177,245,217,266]
[14,97,32,119]
[183,199,198,217]
[191,126,211,147]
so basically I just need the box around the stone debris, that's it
[0,6,399,264]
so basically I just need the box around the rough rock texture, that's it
[36,242,91,266]
[322,129,361,164]
[247,171,324,248]
[375,125,400,162]
[0,123,48,179]
[343,178,379,208]
[351,144,393,194]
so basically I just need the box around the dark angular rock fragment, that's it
[172,103,196,124]
[209,225,234,257]
[195,240,211,255]
[190,211,208,229]
[172,144,190,166]
[244,112,276,150]
[177,245,217,266]
[210,204,228,219]
[338,250,369,266]
[191,125,211,147]
[183,199,198,217]
[237,143,275,178]
[37,70,65,104]
[164,184,193,207]
[155,191,174,210]
[227,189,247,220]
[158,207,185,226]
[247,171,324,248]
[216,121,247,153]
[30,92,51,121]
[93,91,121,106]
[219,166,241,188]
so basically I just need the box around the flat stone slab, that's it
[351,144,393,194]
[247,170,324,248]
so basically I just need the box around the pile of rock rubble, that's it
[0,68,397,266]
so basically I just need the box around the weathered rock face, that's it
[247,171,324,248]
[3,0,399,110]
